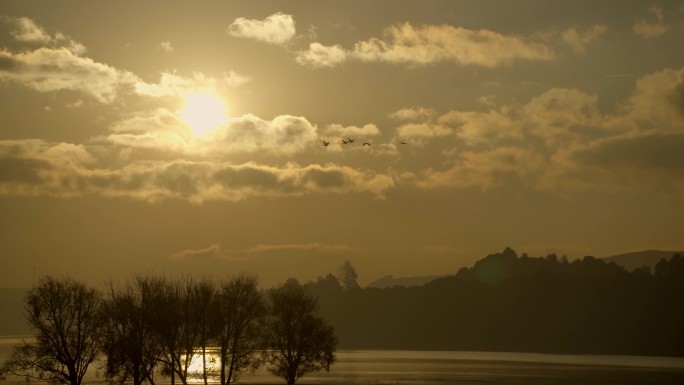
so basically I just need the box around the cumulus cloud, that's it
[227,12,296,45]
[408,65,684,197]
[107,110,319,155]
[0,47,137,103]
[616,67,684,130]
[0,139,395,202]
[634,6,668,38]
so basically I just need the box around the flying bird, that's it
[347,138,355,143]
[322,140,330,146]
[363,142,371,146]
[399,141,408,145]
[342,139,348,144]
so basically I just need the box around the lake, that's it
[2,337,684,384]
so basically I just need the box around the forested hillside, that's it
[308,248,684,356]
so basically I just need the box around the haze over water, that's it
[3,338,684,385]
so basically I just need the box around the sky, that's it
[1,0,683,288]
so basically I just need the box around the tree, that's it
[264,281,337,385]
[151,276,203,385]
[0,276,105,385]
[337,261,360,290]
[211,274,265,385]
[191,277,215,385]
[101,275,165,385]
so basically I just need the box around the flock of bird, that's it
[322,138,408,147]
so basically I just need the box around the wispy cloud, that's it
[0,47,138,103]
[5,16,86,54]
[244,243,356,254]
[227,12,296,45]
[297,22,556,68]
[560,25,607,54]
[170,244,231,260]
[295,43,346,68]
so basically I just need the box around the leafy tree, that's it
[212,274,265,385]
[101,275,165,385]
[0,277,104,385]
[265,281,337,385]
[337,261,360,290]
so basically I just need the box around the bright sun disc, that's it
[180,92,228,136]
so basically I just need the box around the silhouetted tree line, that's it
[307,249,684,357]
[0,275,337,385]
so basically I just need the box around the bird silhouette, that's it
[347,137,355,143]
[342,139,348,144]
[399,141,408,145]
[363,142,371,146]
[322,140,330,146]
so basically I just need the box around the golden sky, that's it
[1,0,683,287]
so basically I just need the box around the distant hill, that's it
[313,247,684,356]
[366,274,447,288]
[603,250,681,272]
[0,288,30,336]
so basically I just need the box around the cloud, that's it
[0,139,395,202]
[407,65,684,197]
[416,147,545,190]
[353,22,556,67]
[560,25,607,54]
[295,43,346,68]
[0,47,137,103]
[324,123,380,137]
[390,107,435,122]
[244,243,355,254]
[616,67,684,131]
[297,22,556,68]
[5,16,86,55]
[396,123,452,139]
[634,6,668,38]
[223,70,251,87]
[169,244,231,260]
[159,41,174,52]
[227,12,296,45]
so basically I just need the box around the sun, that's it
[179,91,229,136]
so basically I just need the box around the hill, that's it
[366,274,447,288]
[603,250,681,271]
[309,248,684,356]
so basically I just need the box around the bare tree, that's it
[101,275,165,385]
[0,276,104,385]
[264,281,337,385]
[191,277,215,385]
[149,276,201,385]
[212,274,265,385]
